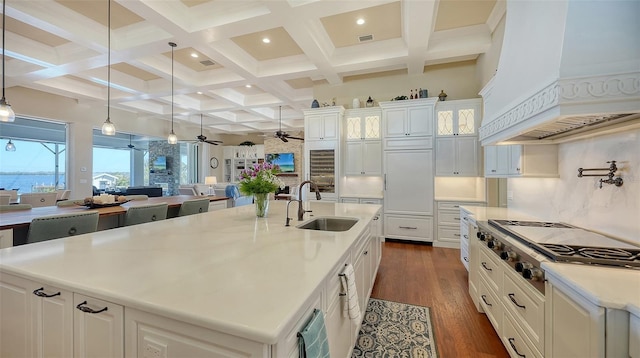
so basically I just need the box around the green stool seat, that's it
[178,198,210,217]
[0,204,32,211]
[27,211,99,244]
[124,203,168,226]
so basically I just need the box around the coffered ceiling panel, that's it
[231,27,304,61]
[4,0,503,135]
[320,2,402,48]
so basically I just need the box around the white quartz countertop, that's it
[434,197,486,202]
[340,193,384,199]
[462,205,640,316]
[0,201,381,344]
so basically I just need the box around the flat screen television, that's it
[153,156,167,171]
[266,153,295,173]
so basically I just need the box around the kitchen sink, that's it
[296,217,358,232]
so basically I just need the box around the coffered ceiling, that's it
[2,0,503,135]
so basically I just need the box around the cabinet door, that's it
[383,108,407,137]
[306,114,324,140]
[509,145,523,175]
[484,146,498,176]
[455,136,479,176]
[496,145,510,175]
[546,282,605,357]
[456,107,477,136]
[1,275,33,357]
[344,142,363,175]
[384,150,433,215]
[362,141,381,175]
[345,116,362,140]
[435,137,456,176]
[322,115,338,140]
[363,114,381,139]
[407,106,433,136]
[74,294,124,358]
[35,285,74,358]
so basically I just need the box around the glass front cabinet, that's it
[434,99,481,177]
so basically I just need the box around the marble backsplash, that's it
[507,129,639,244]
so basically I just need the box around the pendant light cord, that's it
[106,0,111,120]
[2,0,7,101]
[171,43,174,132]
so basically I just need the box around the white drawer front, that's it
[460,245,470,271]
[503,309,543,358]
[359,198,382,205]
[479,248,502,293]
[383,137,433,150]
[437,226,461,243]
[385,215,433,241]
[437,211,460,225]
[503,270,544,352]
[479,276,502,333]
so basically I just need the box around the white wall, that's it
[507,129,640,244]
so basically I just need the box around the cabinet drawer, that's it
[479,247,502,293]
[503,270,544,352]
[503,309,543,358]
[383,136,433,150]
[479,276,502,333]
[460,244,470,271]
[437,226,461,243]
[437,211,460,225]
[385,215,433,241]
[359,198,382,205]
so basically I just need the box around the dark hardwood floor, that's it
[370,241,509,358]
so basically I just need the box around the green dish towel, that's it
[297,308,330,358]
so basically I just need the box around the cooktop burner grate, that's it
[577,247,638,261]
[491,220,574,229]
[542,244,576,255]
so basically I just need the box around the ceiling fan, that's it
[195,114,223,146]
[124,134,144,151]
[274,106,303,142]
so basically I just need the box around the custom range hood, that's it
[479,0,640,145]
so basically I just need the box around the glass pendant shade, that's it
[1,0,15,122]
[102,0,116,135]
[0,98,14,122]
[101,118,116,135]
[5,139,16,151]
[167,131,178,144]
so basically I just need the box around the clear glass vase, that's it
[254,193,270,217]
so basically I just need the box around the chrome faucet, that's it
[298,180,321,220]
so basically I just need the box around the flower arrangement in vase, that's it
[238,162,285,217]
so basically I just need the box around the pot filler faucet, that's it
[285,181,321,226]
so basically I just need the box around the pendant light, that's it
[101,0,115,135]
[0,0,15,122]
[167,42,178,144]
[5,139,16,151]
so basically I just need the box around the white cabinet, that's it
[223,145,265,183]
[344,141,381,175]
[74,294,124,358]
[304,107,343,141]
[0,273,73,357]
[435,99,481,176]
[383,150,433,216]
[631,313,640,358]
[545,273,630,358]
[435,201,485,249]
[485,144,558,177]
[380,99,437,150]
[0,273,124,358]
[344,108,382,176]
[463,209,481,311]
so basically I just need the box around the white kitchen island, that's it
[0,200,383,358]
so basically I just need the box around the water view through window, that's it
[0,139,67,194]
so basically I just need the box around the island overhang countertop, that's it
[0,201,382,345]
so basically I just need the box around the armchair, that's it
[223,184,253,207]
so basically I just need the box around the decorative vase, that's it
[254,193,270,217]
[352,98,360,108]
[311,99,320,108]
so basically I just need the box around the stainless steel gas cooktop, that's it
[489,219,640,269]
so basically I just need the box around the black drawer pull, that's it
[33,287,61,298]
[399,226,417,230]
[454,217,460,221]
[481,294,492,307]
[481,262,492,271]
[463,257,469,262]
[508,338,526,357]
[76,301,108,314]
[508,293,526,309]
[463,234,468,239]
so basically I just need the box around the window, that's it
[92,131,152,192]
[0,118,66,194]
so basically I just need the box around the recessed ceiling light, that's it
[191,53,198,58]
[197,91,203,95]
[262,37,270,44]
[356,18,365,25]
[245,84,252,88]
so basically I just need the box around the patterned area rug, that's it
[352,298,438,358]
